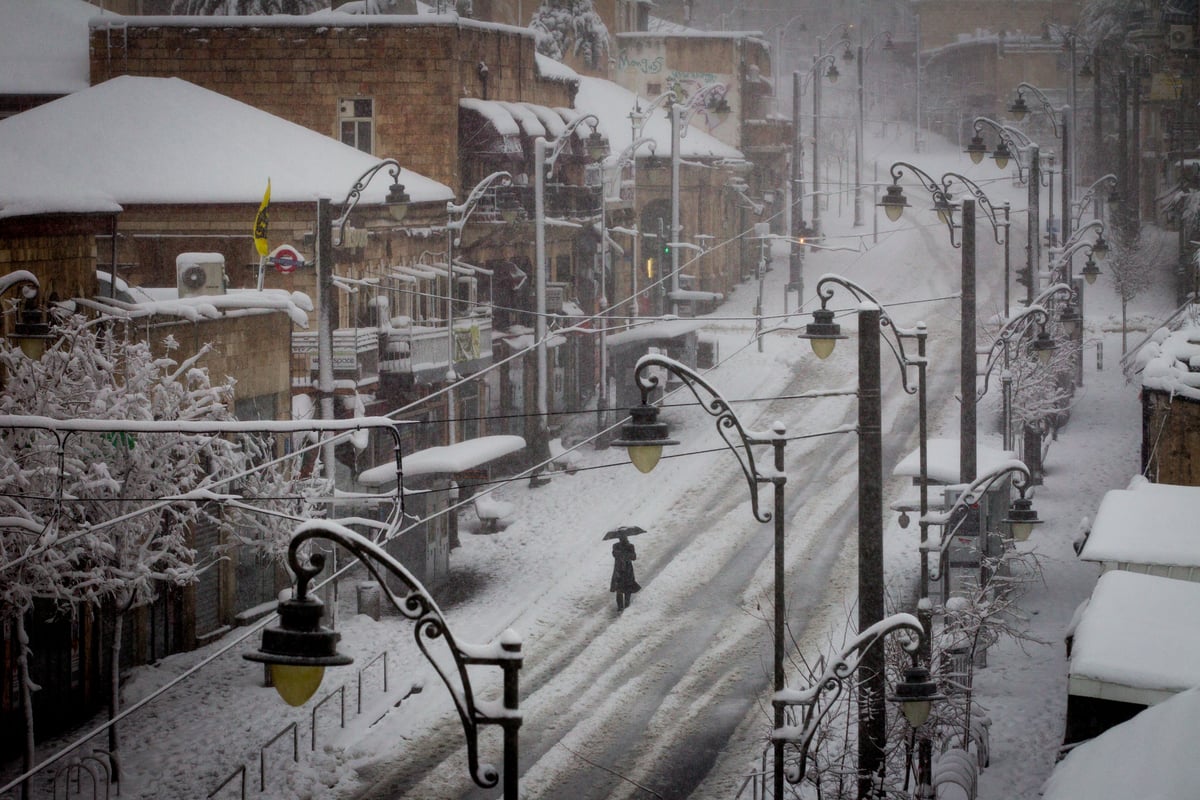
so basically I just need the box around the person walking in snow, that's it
[610,534,640,611]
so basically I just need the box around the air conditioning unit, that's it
[176,252,226,297]
[1169,24,1194,51]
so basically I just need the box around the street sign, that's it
[269,244,305,274]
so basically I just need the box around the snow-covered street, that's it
[2,124,1181,800]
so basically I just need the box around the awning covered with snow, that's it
[1079,478,1200,581]
[1068,570,1200,708]
[1044,686,1200,800]
[357,434,526,485]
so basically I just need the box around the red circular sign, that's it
[271,245,303,274]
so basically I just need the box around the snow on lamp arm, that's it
[0,271,51,358]
[1073,174,1118,226]
[331,158,410,248]
[968,117,1040,184]
[879,161,959,243]
[1008,82,1062,137]
[774,613,941,784]
[976,305,1056,400]
[940,172,1010,246]
[922,460,1042,548]
[245,522,523,799]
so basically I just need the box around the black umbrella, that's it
[603,525,647,541]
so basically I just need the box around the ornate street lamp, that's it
[333,158,410,247]
[775,614,941,789]
[246,522,523,799]
[613,353,795,797]
[799,274,927,796]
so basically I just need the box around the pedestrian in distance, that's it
[609,534,640,612]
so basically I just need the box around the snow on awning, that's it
[1079,479,1200,577]
[891,438,1017,484]
[357,434,526,485]
[1042,686,1200,800]
[500,332,567,350]
[1069,570,1200,707]
[459,99,524,162]
[668,289,724,303]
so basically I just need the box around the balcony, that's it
[379,314,494,385]
[294,316,494,391]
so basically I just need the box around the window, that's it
[339,98,374,154]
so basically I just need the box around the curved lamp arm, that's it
[1030,281,1075,310]
[1012,82,1062,138]
[774,613,924,785]
[922,461,1035,547]
[977,305,1051,398]
[629,90,678,139]
[631,353,781,524]
[799,50,846,93]
[543,113,602,178]
[1073,174,1118,225]
[0,270,40,300]
[940,172,1009,245]
[811,274,924,395]
[447,170,513,245]
[333,158,408,248]
[611,136,657,169]
[1058,219,1105,254]
[971,117,1037,184]
[886,161,959,245]
[276,522,520,792]
[677,82,732,138]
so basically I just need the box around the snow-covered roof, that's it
[574,75,743,165]
[1079,479,1200,572]
[0,0,109,96]
[1136,321,1200,401]
[0,76,452,217]
[357,435,526,484]
[1043,685,1200,800]
[892,438,1018,484]
[1069,570,1200,707]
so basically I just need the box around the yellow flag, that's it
[253,179,271,257]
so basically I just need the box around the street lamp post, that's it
[319,159,411,484]
[855,32,894,228]
[1009,82,1072,247]
[799,274,926,797]
[669,84,730,316]
[969,117,1045,304]
[610,351,937,798]
[246,522,522,799]
[811,41,854,237]
[534,116,604,472]
[610,353,791,797]
[446,171,514,445]
[880,163,988,507]
[976,303,1058,451]
[775,614,943,796]
[791,53,843,299]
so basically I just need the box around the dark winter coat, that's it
[610,539,640,593]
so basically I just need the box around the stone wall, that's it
[0,215,105,312]
[89,17,577,194]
